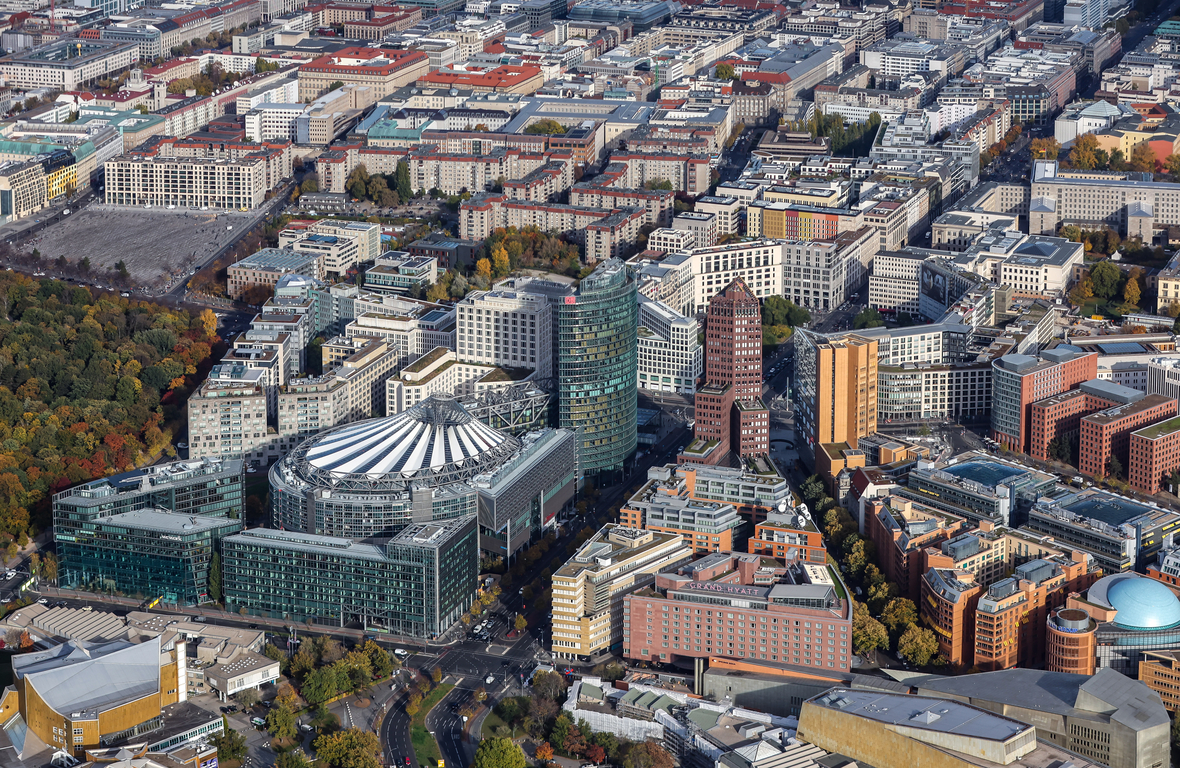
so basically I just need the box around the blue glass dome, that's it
[1107,576,1180,630]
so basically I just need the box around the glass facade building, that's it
[221,516,477,637]
[57,507,242,605]
[555,260,638,483]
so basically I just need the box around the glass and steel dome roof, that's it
[291,397,521,488]
[1091,573,1180,630]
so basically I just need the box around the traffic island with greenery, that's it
[408,679,455,768]
[761,296,810,351]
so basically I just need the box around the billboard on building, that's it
[920,263,947,306]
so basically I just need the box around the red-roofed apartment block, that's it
[417,64,544,94]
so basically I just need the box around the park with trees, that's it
[0,275,219,562]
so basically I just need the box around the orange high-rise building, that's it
[795,330,878,480]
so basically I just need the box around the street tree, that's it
[473,737,527,768]
[313,728,381,768]
[897,625,939,667]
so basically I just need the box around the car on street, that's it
[36,598,47,604]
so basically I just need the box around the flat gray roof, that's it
[811,689,1031,742]
[96,508,238,535]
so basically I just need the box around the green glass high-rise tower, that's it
[556,260,638,483]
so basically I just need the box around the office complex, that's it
[1078,394,1177,479]
[222,517,477,637]
[1025,488,1180,573]
[297,47,430,101]
[56,508,242,606]
[622,552,853,669]
[1130,415,1180,494]
[794,331,878,477]
[0,39,140,90]
[904,453,1058,527]
[519,262,638,483]
[620,465,747,553]
[637,296,701,397]
[1030,160,1180,238]
[551,524,694,661]
[52,457,245,528]
[990,348,1097,453]
[683,279,768,465]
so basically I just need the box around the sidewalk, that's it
[34,585,470,649]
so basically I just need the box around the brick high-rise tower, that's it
[681,279,770,465]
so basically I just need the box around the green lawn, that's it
[410,683,454,768]
[481,708,509,739]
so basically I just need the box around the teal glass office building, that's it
[221,516,477,637]
[556,260,638,484]
[57,508,242,605]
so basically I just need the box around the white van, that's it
[393,648,410,659]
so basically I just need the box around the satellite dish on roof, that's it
[777,499,787,513]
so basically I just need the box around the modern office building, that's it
[1024,488,1180,573]
[683,279,768,465]
[0,39,139,90]
[748,508,828,564]
[622,552,853,669]
[637,296,701,397]
[620,466,747,553]
[548,261,638,483]
[1130,414,1180,495]
[990,347,1097,453]
[794,330,878,478]
[297,46,429,101]
[56,508,242,606]
[903,453,1058,527]
[1047,605,1098,675]
[52,457,245,528]
[550,524,694,661]
[221,516,477,637]
[1079,394,1178,479]
[1029,379,1145,462]
[865,495,971,599]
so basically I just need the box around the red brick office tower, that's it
[682,278,769,465]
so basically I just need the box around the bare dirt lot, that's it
[19,205,257,291]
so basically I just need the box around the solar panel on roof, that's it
[1098,342,1148,354]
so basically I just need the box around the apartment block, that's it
[619,474,744,553]
[103,155,267,210]
[921,568,983,666]
[673,212,718,249]
[550,525,694,661]
[502,160,575,204]
[865,495,969,599]
[459,193,646,262]
[187,373,272,463]
[606,151,712,196]
[748,509,828,565]
[455,285,552,379]
[1129,415,1180,495]
[990,348,1097,453]
[693,195,740,235]
[638,295,701,396]
[971,554,1098,671]
[647,228,697,254]
[569,182,675,228]
[1079,395,1179,479]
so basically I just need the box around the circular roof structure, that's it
[290,397,521,489]
[1092,573,1180,630]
